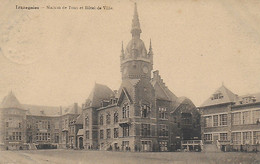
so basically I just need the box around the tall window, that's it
[159,107,168,119]
[6,122,8,127]
[232,112,241,125]
[100,115,103,125]
[213,115,218,127]
[141,105,150,118]
[114,111,118,123]
[205,116,212,127]
[114,128,119,138]
[106,112,111,125]
[86,131,89,139]
[106,129,111,139]
[253,131,260,144]
[242,111,251,124]
[220,133,227,141]
[123,126,129,137]
[159,124,168,137]
[181,113,192,125]
[243,132,252,144]
[122,104,130,118]
[252,110,260,124]
[141,124,150,137]
[85,115,89,127]
[100,130,104,139]
[220,114,227,126]
[231,132,241,145]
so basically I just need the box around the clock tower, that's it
[120,3,153,80]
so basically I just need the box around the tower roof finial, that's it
[131,3,142,38]
[121,41,124,52]
[149,39,152,50]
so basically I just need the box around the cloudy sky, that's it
[0,0,260,107]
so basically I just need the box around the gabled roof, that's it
[200,85,238,107]
[0,91,24,109]
[85,83,115,108]
[151,70,178,102]
[118,87,133,105]
[75,114,83,124]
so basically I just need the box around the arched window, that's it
[114,111,118,123]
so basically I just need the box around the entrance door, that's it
[141,141,151,152]
[78,137,83,149]
[213,134,219,144]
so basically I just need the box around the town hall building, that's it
[81,3,201,152]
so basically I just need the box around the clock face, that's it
[143,66,148,73]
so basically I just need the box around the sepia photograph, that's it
[0,0,260,163]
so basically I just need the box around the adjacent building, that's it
[81,3,201,152]
[0,91,81,150]
[199,85,260,151]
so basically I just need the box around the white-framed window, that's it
[232,112,241,125]
[252,110,260,124]
[204,134,212,141]
[253,131,260,144]
[205,116,212,127]
[242,131,252,145]
[122,103,130,118]
[141,105,150,118]
[242,111,251,124]
[220,114,227,126]
[220,133,228,141]
[159,141,168,151]
[213,115,218,127]
[159,107,167,119]
[231,132,241,145]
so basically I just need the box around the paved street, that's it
[0,150,260,164]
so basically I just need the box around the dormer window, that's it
[240,96,256,104]
[211,93,223,100]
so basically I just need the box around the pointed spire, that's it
[131,3,142,38]
[148,38,153,57]
[149,39,152,51]
[121,41,124,53]
[120,41,124,60]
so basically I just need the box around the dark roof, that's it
[200,85,238,107]
[171,97,196,113]
[23,104,60,116]
[85,83,115,108]
[0,91,24,109]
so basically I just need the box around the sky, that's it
[0,0,260,107]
